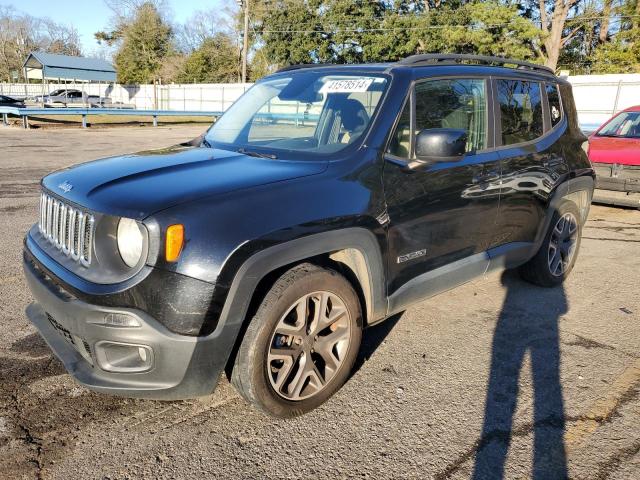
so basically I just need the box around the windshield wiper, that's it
[237,147,277,159]
[201,137,212,148]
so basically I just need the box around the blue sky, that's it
[1,0,226,53]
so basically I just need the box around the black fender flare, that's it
[180,227,388,395]
[532,175,594,255]
[217,227,387,335]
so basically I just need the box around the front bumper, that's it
[23,255,229,400]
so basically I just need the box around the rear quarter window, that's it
[497,79,544,146]
[546,83,562,127]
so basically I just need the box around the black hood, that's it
[42,145,328,220]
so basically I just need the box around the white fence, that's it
[1,74,639,130]
[0,82,251,111]
[567,74,640,131]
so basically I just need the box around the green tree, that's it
[111,2,173,84]
[176,34,240,83]
[591,0,640,72]
[409,2,543,61]
[259,0,331,66]
[257,0,543,67]
[321,0,389,63]
[249,47,276,81]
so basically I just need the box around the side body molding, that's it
[387,252,490,315]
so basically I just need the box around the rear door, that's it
[493,78,569,260]
[383,76,502,301]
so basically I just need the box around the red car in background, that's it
[588,106,640,208]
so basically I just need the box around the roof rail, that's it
[276,63,334,73]
[397,54,554,75]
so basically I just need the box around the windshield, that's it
[205,71,389,157]
[596,111,640,138]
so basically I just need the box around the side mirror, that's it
[414,128,468,163]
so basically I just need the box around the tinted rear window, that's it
[497,80,543,145]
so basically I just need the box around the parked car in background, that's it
[32,88,75,103]
[32,88,109,108]
[0,95,25,108]
[588,106,640,208]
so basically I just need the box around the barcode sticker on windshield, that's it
[320,78,374,93]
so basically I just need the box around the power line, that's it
[255,14,640,34]
[251,0,638,23]
[253,10,640,24]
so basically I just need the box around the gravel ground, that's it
[0,125,638,480]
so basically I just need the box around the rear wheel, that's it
[519,201,582,287]
[231,263,362,417]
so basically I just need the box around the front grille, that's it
[39,191,94,267]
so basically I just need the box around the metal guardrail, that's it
[0,107,324,130]
[0,107,224,128]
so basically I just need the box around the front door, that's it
[383,77,502,306]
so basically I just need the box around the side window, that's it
[415,78,487,152]
[546,83,562,127]
[387,99,411,158]
[497,80,543,145]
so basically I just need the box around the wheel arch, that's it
[533,175,594,253]
[214,227,387,379]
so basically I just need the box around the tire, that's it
[519,201,583,287]
[231,263,363,418]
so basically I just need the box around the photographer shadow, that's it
[473,270,568,479]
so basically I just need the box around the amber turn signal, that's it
[165,224,184,262]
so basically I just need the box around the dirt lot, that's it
[0,125,638,479]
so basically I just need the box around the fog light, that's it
[95,341,153,373]
[138,346,148,362]
[89,313,141,328]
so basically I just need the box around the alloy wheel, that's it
[267,291,352,401]
[548,212,579,277]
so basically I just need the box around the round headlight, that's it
[117,218,144,268]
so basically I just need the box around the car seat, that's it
[333,97,370,144]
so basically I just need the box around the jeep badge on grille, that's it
[58,181,73,193]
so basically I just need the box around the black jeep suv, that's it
[23,54,594,417]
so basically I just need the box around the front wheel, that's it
[519,201,583,287]
[231,263,362,417]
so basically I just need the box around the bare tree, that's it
[536,0,585,70]
[598,0,613,42]
[174,2,239,53]
[103,0,171,22]
[0,6,82,82]
[40,19,82,55]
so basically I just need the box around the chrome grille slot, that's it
[38,192,94,267]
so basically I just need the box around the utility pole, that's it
[236,0,250,83]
